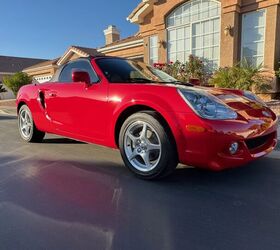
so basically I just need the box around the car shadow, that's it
[1,155,280,249]
[0,115,17,120]
[43,138,86,144]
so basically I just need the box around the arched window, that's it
[167,0,221,70]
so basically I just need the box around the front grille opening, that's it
[245,133,272,151]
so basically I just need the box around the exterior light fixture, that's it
[158,40,167,48]
[224,25,233,36]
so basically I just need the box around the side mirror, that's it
[72,71,91,86]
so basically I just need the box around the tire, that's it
[119,112,178,180]
[18,105,45,143]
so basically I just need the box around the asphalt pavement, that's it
[0,114,280,250]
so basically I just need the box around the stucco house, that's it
[23,46,103,83]
[24,0,280,96]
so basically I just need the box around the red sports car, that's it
[16,56,278,179]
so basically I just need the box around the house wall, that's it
[24,67,57,83]
[102,45,144,59]
[22,0,280,95]
[136,0,280,93]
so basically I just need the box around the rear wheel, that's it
[18,105,45,143]
[119,112,178,179]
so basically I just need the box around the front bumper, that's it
[175,111,278,171]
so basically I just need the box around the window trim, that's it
[241,9,267,67]
[57,58,100,84]
[149,35,159,65]
[166,0,221,68]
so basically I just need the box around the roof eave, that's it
[57,46,90,66]
[127,0,158,24]
[97,39,144,53]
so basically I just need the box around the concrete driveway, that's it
[0,114,280,250]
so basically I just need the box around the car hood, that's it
[175,85,258,110]
[174,85,276,120]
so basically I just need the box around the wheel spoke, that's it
[20,116,25,123]
[128,149,138,161]
[27,126,31,134]
[127,131,138,148]
[127,131,137,142]
[21,112,26,123]
[147,143,161,151]
[22,124,28,131]
[140,123,147,139]
[140,152,151,169]
[141,151,151,169]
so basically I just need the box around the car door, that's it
[44,59,110,143]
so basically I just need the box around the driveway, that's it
[0,114,280,250]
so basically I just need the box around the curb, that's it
[0,107,17,116]
[0,99,16,107]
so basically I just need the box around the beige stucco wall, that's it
[24,67,57,79]
[102,45,144,59]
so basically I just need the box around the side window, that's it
[59,63,73,82]
[59,60,99,83]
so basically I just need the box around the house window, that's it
[149,35,158,65]
[241,10,266,67]
[167,0,221,70]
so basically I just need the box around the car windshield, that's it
[96,58,180,84]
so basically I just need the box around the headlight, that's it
[178,89,237,120]
[243,91,267,106]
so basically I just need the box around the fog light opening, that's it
[229,142,239,155]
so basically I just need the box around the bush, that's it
[3,72,32,96]
[209,60,271,93]
[154,55,208,84]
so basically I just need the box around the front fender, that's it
[108,93,187,149]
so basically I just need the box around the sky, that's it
[0,0,139,59]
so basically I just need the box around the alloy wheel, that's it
[124,121,162,172]
[19,109,32,139]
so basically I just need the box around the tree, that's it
[3,72,33,96]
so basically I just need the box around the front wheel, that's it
[119,112,178,180]
[18,105,45,143]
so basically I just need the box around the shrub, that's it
[185,55,205,81]
[154,55,208,84]
[209,60,271,93]
[3,72,32,96]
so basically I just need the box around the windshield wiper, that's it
[126,78,156,83]
[126,78,193,86]
[158,81,194,86]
